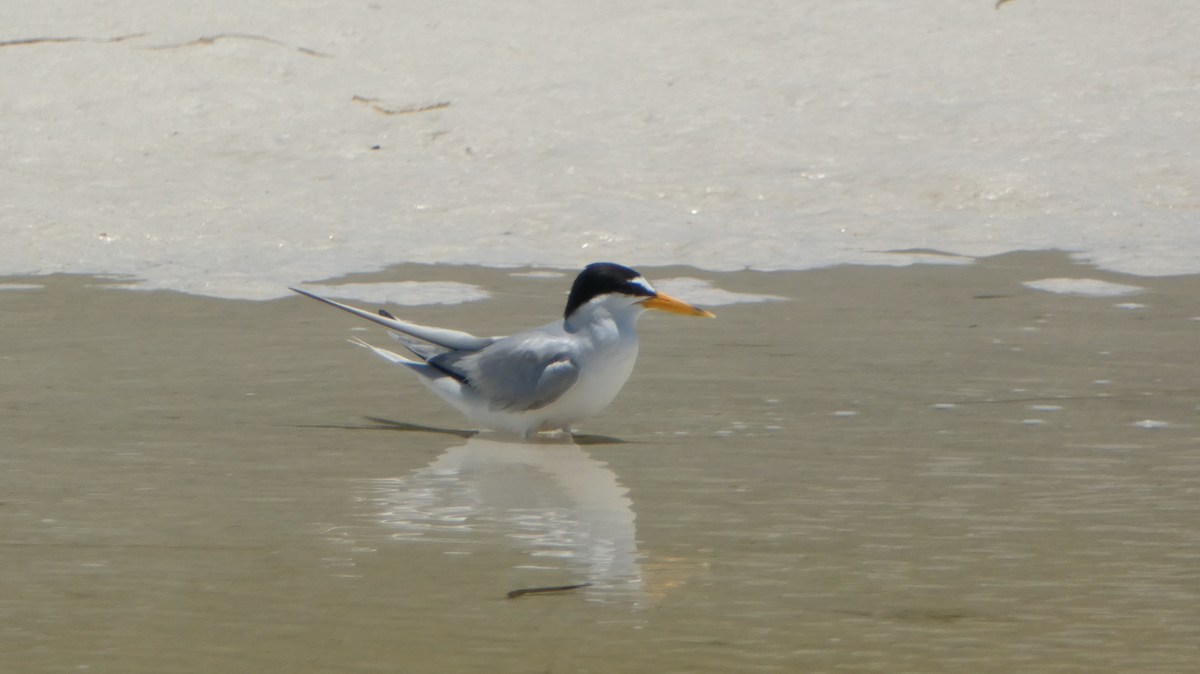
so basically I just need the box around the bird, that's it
[291,262,714,437]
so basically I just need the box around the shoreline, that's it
[3,251,1199,672]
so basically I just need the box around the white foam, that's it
[1022,278,1144,298]
[509,271,566,279]
[652,278,787,306]
[298,282,489,306]
[0,284,44,291]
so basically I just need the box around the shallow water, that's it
[3,252,1200,672]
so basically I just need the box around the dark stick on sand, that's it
[506,583,593,599]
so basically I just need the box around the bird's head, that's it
[564,262,715,321]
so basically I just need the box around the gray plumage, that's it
[291,263,713,436]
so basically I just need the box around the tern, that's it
[291,263,714,437]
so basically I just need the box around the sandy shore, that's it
[2,253,1199,672]
[5,2,1200,293]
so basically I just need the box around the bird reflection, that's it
[366,435,642,597]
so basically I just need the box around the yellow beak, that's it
[639,293,716,318]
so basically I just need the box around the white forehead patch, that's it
[630,276,656,295]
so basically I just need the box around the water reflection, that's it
[365,436,642,598]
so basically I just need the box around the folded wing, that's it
[293,287,579,411]
[443,333,581,412]
[290,287,498,352]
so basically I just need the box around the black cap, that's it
[564,263,654,319]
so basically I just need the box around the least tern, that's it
[292,263,714,436]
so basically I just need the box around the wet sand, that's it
[2,252,1199,673]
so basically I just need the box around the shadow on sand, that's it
[294,415,629,445]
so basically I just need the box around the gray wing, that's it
[436,331,580,412]
[290,287,498,351]
[387,330,448,361]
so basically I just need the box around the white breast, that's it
[466,303,643,435]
